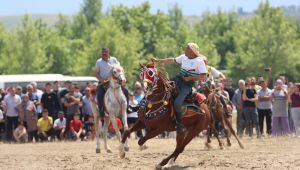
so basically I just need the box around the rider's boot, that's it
[99,107,105,118]
[175,112,186,133]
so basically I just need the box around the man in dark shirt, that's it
[59,81,72,113]
[242,78,260,138]
[41,83,61,119]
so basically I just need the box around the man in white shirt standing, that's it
[152,43,207,133]
[2,87,21,142]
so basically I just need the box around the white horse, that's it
[91,65,129,156]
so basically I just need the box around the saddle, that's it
[171,82,206,113]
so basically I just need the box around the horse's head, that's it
[110,65,126,87]
[139,63,158,93]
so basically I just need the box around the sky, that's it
[1,0,300,16]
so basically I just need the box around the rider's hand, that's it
[151,58,160,64]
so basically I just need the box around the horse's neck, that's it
[147,80,167,99]
[109,80,121,89]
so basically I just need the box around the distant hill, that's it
[1,5,300,30]
[0,14,71,30]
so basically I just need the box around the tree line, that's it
[0,0,299,86]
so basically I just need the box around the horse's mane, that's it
[156,69,174,98]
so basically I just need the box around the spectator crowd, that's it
[0,80,146,143]
[0,73,300,144]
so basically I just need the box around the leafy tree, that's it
[195,10,237,69]
[83,17,143,85]
[0,15,52,74]
[227,2,300,82]
[79,0,102,25]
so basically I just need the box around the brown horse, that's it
[202,85,244,150]
[119,63,210,168]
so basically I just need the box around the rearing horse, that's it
[119,63,210,168]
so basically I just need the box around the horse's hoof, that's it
[155,164,162,170]
[168,158,175,166]
[96,148,101,153]
[139,145,148,151]
[205,142,212,150]
[227,143,232,147]
[120,152,125,159]
[106,149,112,153]
[124,147,129,152]
[240,144,245,149]
[220,145,224,150]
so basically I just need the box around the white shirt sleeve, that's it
[196,59,207,74]
[175,55,185,64]
[211,66,222,78]
[53,119,58,127]
[113,57,120,66]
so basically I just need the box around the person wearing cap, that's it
[53,111,66,140]
[257,78,273,136]
[37,109,54,141]
[152,42,207,133]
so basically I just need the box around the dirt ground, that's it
[1,135,300,170]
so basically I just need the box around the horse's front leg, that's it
[119,120,145,159]
[121,120,145,143]
[95,116,101,153]
[103,117,112,153]
[138,128,162,147]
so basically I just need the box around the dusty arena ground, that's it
[1,136,300,170]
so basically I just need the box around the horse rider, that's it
[201,56,231,118]
[201,55,226,86]
[152,43,207,134]
[95,48,128,118]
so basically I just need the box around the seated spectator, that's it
[53,111,66,140]
[70,113,86,141]
[84,116,95,140]
[13,122,28,143]
[37,109,54,141]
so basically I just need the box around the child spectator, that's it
[53,111,66,140]
[13,122,28,143]
[37,109,54,141]
[70,113,86,141]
